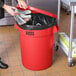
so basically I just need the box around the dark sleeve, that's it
[0,0,4,8]
[0,0,4,19]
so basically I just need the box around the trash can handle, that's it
[53,24,59,33]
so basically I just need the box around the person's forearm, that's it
[0,0,4,8]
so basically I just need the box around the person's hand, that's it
[17,0,28,9]
[2,4,18,16]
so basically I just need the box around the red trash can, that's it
[14,6,58,70]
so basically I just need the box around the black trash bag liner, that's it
[17,13,57,30]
